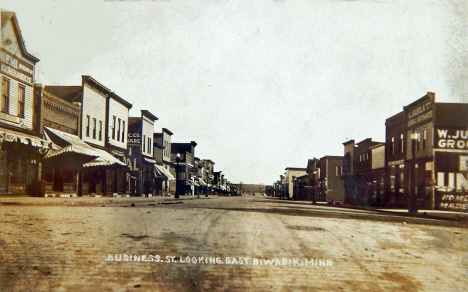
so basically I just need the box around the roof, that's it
[162,128,173,135]
[1,10,40,63]
[285,167,307,171]
[403,92,435,111]
[82,76,132,109]
[320,155,343,160]
[343,139,355,146]
[141,110,158,121]
[43,86,82,103]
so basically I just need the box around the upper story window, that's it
[17,85,25,118]
[336,166,342,176]
[148,137,152,154]
[391,136,395,156]
[143,134,146,153]
[417,131,421,151]
[99,121,103,141]
[2,78,10,114]
[122,121,126,142]
[85,115,90,137]
[117,118,121,141]
[423,129,427,150]
[92,118,97,139]
[399,134,404,153]
[111,116,116,139]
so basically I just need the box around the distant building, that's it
[318,156,344,202]
[284,167,306,199]
[343,139,384,205]
[153,128,175,196]
[171,141,197,196]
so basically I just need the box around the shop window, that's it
[2,78,10,114]
[18,85,25,118]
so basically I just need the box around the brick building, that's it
[343,139,384,205]
[318,156,344,203]
[386,92,468,211]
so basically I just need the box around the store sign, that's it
[127,132,141,145]
[435,128,468,149]
[407,100,433,127]
[435,152,468,211]
[0,51,34,84]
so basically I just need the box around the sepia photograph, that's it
[0,0,467,291]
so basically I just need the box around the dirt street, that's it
[1,195,467,291]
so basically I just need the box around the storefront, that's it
[0,129,53,195]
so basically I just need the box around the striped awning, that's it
[154,164,176,180]
[43,127,126,167]
[0,128,54,149]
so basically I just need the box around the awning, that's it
[43,127,126,167]
[197,177,207,186]
[154,164,175,180]
[0,128,54,149]
[143,157,158,164]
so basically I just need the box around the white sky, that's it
[3,0,468,184]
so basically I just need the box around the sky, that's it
[2,0,468,184]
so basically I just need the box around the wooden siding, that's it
[107,97,129,150]
[0,16,35,130]
[82,84,106,147]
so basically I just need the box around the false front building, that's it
[0,10,53,195]
[128,110,158,196]
[38,76,132,196]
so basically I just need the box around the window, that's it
[417,131,421,151]
[400,134,404,153]
[17,85,25,118]
[117,118,121,141]
[99,121,103,141]
[112,116,116,139]
[92,118,97,139]
[148,137,151,154]
[85,115,90,137]
[143,135,146,153]
[2,78,9,113]
[336,166,342,176]
[423,129,427,150]
[122,121,126,142]
[391,137,395,155]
